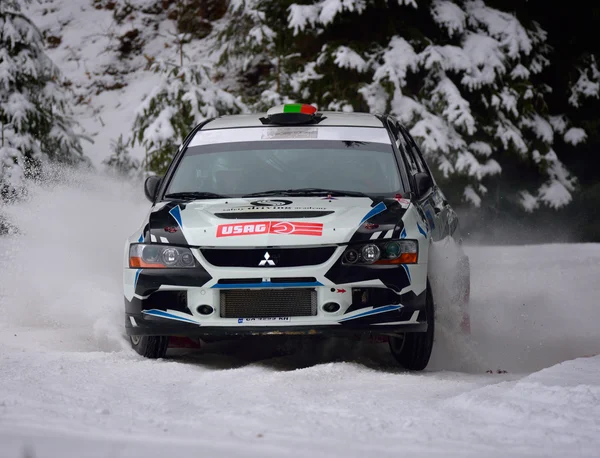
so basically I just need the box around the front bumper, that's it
[124,243,429,338]
[125,287,428,338]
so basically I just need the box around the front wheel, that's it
[389,281,435,371]
[130,335,169,358]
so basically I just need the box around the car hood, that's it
[146,196,412,247]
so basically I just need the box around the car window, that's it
[388,120,419,176]
[166,140,404,197]
[400,128,431,177]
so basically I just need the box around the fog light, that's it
[181,252,194,266]
[343,249,359,264]
[197,305,214,315]
[323,302,341,313]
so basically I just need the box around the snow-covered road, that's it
[1,172,599,457]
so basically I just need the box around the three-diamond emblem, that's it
[258,252,276,266]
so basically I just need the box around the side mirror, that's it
[144,175,162,202]
[414,172,433,198]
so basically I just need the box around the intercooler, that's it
[219,289,318,318]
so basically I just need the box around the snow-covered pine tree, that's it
[220,0,592,211]
[0,0,85,199]
[286,0,592,210]
[215,0,306,109]
[103,135,140,178]
[131,38,245,174]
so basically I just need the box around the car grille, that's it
[220,289,317,318]
[201,246,336,268]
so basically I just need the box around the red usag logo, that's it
[216,221,323,237]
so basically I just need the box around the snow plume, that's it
[0,165,146,352]
[428,236,486,372]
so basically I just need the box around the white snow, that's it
[333,46,367,72]
[463,184,481,206]
[288,0,367,33]
[519,190,539,212]
[373,36,417,88]
[430,77,476,135]
[568,56,600,108]
[465,0,533,58]
[564,127,587,146]
[460,33,505,89]
[520,114,554,143]
[430,0,467,37]
[1,171,600,456]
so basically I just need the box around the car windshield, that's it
[165,139,403,198]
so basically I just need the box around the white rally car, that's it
[124,104,470,370]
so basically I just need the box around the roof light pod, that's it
[260,104,322,125]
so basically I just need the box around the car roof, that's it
[202,111,385,130]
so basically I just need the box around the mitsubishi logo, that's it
[258,252,275,266]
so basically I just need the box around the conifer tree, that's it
[0,0,85,199]
[218,0,594,211]
[103,135,140,178]
[131,34,245,175]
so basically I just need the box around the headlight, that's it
[361,244,381,264]
[341,240,418,265]
[129,244,196,268]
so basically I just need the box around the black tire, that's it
[389,280,435,371]
[130,335,169,359]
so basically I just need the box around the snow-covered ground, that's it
[0,171,599,457]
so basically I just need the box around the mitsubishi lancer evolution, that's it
[123,104,470,370]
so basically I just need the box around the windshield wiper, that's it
[164,191,230,200]
[243,188,369,198]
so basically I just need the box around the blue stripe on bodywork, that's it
[138,234,144,243]
[417,222,427,238]
[360,202,387,224]
[212,281,324,289]
[142,309,199,324]
[169,205,183,228]
[134,268,142,289]
[401,264,411,283]
[400,228,407,239]
[339,304,402,322]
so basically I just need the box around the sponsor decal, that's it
[336,288,347,294]
[321,195,338,201]
[238,317,291,322]
[261,126,318,140]
[216,221,323,237]
[250,199,292,207]
[220,205,327,213]
[164,226,178,233]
